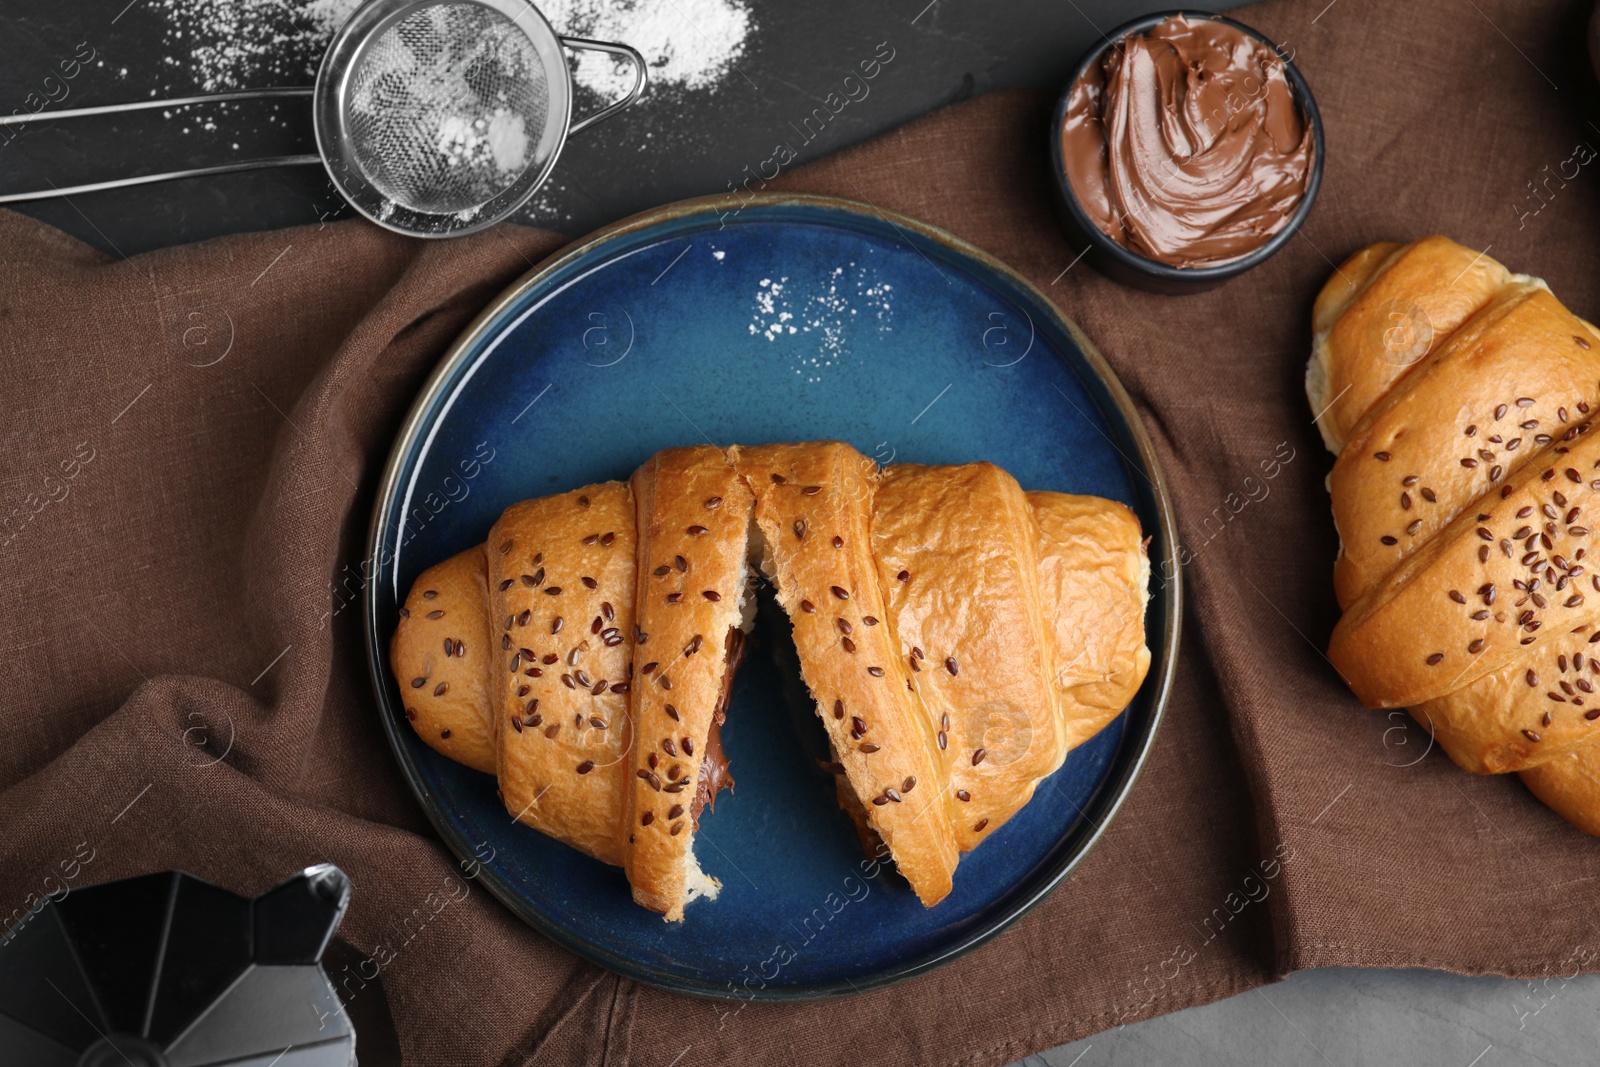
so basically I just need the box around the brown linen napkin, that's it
[4,0,1600,1062]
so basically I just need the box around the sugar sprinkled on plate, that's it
[749,266,894,384]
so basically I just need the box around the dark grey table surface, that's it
[6,1,1596,1063]
[3,0,1233,255]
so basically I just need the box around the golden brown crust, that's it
[1313,239,1600,834]
[389,445,1153,910]
[485,484,636,867]
[624,446,755,921]
[1028,492,1152,748]
[1329,285,1600,607]
[1413,625,1600,774]
[1310,242,1400,339]
[1309,237,1509,453]
[1520,743,1600,835]
[732,442,960,906]
[871,464,1060,852]
[1328,425,1600,708]
[389,546,496,774]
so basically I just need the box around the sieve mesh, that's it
[344,2,551,217]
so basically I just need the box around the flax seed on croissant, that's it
[487,482,639,868]
[390,443,1151,917]
[1328,426,1600,708]
[391,546,497,774]
[867,462,1068,859]
[1311,236,1600,833]
[732,443,967,906]
[624,446,758,920]
[1326,281,1600,609]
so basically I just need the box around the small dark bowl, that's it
[1049,9,1325,295]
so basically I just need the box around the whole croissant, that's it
[1311,237,1600,833]
[390,442,1150,919]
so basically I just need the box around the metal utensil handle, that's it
[0,86,318,204]
[560,37,648,136]
[0,85,314,127]
[0,155,323,206]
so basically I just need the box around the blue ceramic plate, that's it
[364,193,1179,1000]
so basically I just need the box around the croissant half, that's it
[1310,236,1600,832]
[488,483,638,868]
[624,446,757,920]
[391,442,1151,918]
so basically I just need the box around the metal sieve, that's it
[0,0,645,238]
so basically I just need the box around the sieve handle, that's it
[0,155,323,205]
[0,86,319,204]
[560,38,648,136]
[0,86,314,127]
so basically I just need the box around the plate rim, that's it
[362,190,1183,1000]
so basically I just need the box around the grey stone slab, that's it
[1016,968,1600,1067]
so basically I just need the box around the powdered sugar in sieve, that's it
[346,4,549,215]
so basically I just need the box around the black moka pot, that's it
[0,865,365,1067]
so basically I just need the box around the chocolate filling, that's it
[820,741,886,861]
[690,626,745,827]
[1062,14,1315,268]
